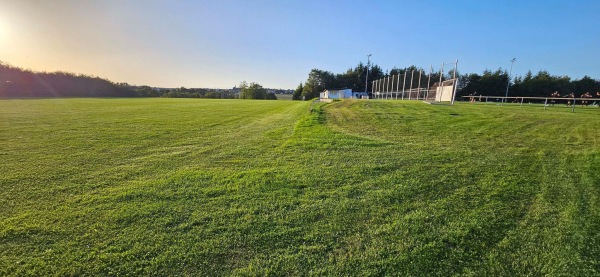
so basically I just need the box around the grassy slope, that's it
[0,99,598,275]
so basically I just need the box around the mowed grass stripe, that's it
[321,100,599,275]
[0,99,598,275]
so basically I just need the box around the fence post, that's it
[417,70,422,100]
[402,73,406,100]
[394,74,398,100]
[426,65,432,101]
[409,70,414,100]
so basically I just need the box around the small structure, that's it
[320,89,368,100]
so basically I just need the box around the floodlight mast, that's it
[365,54,371,98]
[503,58,516,105]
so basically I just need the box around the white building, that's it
[320,89,368,100]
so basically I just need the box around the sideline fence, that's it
[460,96,600,112]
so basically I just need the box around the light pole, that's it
[365,54,371,98]
[504,58,516,104]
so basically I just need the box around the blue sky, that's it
[1,0,599,89]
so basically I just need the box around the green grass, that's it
[1,98,599,276]
[275,93,294,100]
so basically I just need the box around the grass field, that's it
[275,93,294,100]
[1,98,599,275]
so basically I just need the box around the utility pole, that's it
[365,54,371,98]
[503,58,516,105]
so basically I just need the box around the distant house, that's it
[320,89,368,100]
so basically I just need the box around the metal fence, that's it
[461,96,600,112]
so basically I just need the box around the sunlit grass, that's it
[1,98,598,275]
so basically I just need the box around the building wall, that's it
[321,89,354,99]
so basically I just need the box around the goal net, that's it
[427,78,457,103]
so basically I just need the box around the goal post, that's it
[425,59,459,104]
[433,78,458,102]
[370,59,459,104]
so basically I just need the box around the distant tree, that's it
[480,69,508,96]
[457,73,482,97]
[266,92,277,100]
[301,81,316,100]
[389,67,402,76]
[239,81,274,100]
[513,70,572,97]
[292,83,303,100]
[205,91,221,98]
[523,70,533,81]
[302,69,335,100]
[456,69,507,98]
[136,85,161,97]
[572,76,600,95]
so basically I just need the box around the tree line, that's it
[294,62,600,100]
[3,60,599,100]
[138,84,285,99]
[458,69,600,99]
[0,61,136,97]
[0,61,277,100]
[136,86,239,99]
[238,81,277,100]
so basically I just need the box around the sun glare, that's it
[0,12,12,43]
[0,20,6,42]
[0,22,14,48]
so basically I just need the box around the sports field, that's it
[1,98,599,275]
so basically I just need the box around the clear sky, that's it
[1,0,599,89]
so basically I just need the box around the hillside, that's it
[1,99,599,275]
